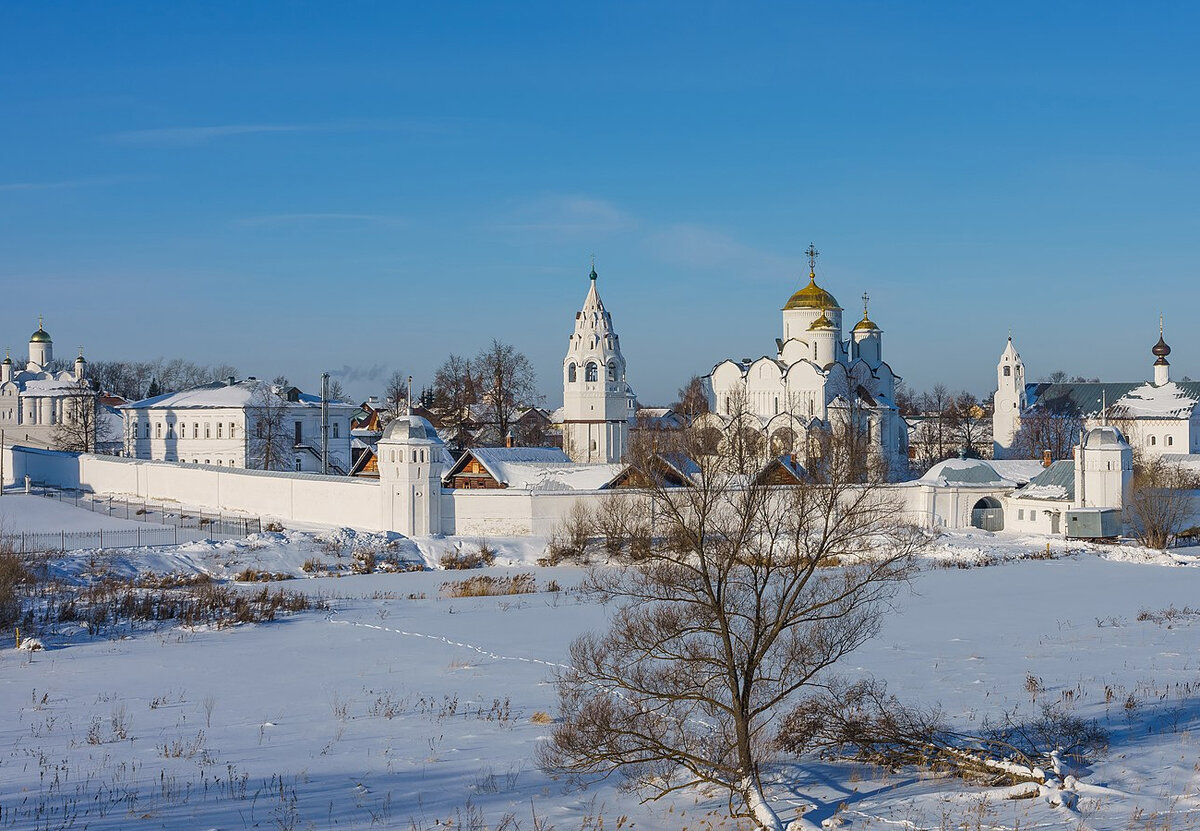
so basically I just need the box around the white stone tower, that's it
[992,336,1027,458]
[562,263,629,464]
[27,317,52,372]
[1073,426,1133,509]
[377,414,444,536]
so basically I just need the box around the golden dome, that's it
[783,272,841,311]
[853,316,879,332]
[808,311,834,330]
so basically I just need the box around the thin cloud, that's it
[495,195,639,236]
[328,364,389,384]
[0,176,125,192]
[107,117,469,148]
[646,223,794,280]
[109,123,313,147]
[238,213,407,227]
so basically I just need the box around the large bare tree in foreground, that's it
[539,423,924,830]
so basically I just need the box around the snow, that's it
[3,499,1200,829]
[0,493,172,532]
[492,462,624,491]
[1114,381,1200,419]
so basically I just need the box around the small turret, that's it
[27,315,52,371]
[1,348,11,384]
[850,291,883,367]
[808,305,837,367]
[1153,316,1171,387]
[74,348,87,382]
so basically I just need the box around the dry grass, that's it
[440,574,537,598]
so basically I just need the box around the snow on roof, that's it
[985,460,1049,484]
[1112,382,1200,420]
[497,462,625,491]
[21,378,83,394]
[123,380,355,411]
[1013,459,1075,502]
[918,458,1014,486]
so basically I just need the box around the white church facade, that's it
[0,319,102,449]
[703,246,907,472]
[993,325,1200,461]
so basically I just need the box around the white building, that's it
[993,325,1200,460]
[561,264,635,463]
[0,319,109,449]
[122,378,355,473]
[703,246,907,472]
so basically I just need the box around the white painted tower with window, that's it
[562,265,630,464]
[992,336,1027,458]
[377,414,444,536]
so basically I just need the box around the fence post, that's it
[174,525,178,546]
[100,528,103,548]
[60,530,64,550]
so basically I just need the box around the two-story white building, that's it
[122,378,355,473]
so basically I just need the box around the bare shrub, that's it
[352,549,377,574]
[439,545,496,570]
[1128,457,1199,549]
[0,545,31,631]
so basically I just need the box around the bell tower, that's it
[562,261,630,464]
[992,335,1026,458]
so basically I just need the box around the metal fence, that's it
[19,486,265,551]
[11,526,186,553]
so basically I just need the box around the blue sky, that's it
[3,2,1199,405]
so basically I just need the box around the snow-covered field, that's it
[2,495,1199,830]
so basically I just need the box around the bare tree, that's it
[52,377,115,453]
[673,375,711,422]
[1127,457,1199,549]
[325,377,346,403]
[247,382,294,471]
[473,339,538,443]
[383,370,409,417]
[1011,401,1083,461]
[540,423,924,830]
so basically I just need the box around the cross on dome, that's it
[805,242,819,277]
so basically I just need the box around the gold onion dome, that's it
[784,272,841,311]
[853,315,879,332]
[29,327,51,343]
[808,310,834,330]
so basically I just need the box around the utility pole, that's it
[320,372,330,475]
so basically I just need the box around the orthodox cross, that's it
[805,243,819,276]
[862,291,870,317]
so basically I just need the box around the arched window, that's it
[1167,436,1174,446]
[585,362,598,382]
[1150,435,1157,446]
[568,363,577,383]
[1003,366,1011,377]
[607,362,617,382]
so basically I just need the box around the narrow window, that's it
[193,423,199,439]
[295,458,302,471]
[568,363,577,383]
[1150,436,1157,446]
[217,422,223,439]
[256,420,263,439]
[585,362,598,382]
[205,423,211,438]
[1018,509,1024,520]
[607,362,617,382]
[156,423,162,439]
[332,422,340,438]
[1167,436,1174,446]
[294,421,302,445]
[1003,366,1011,377]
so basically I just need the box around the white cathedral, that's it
[702,246,907,470]
[0,318,96,448]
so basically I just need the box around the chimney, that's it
[506,434,514,448]
[1042,449,1052,467]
